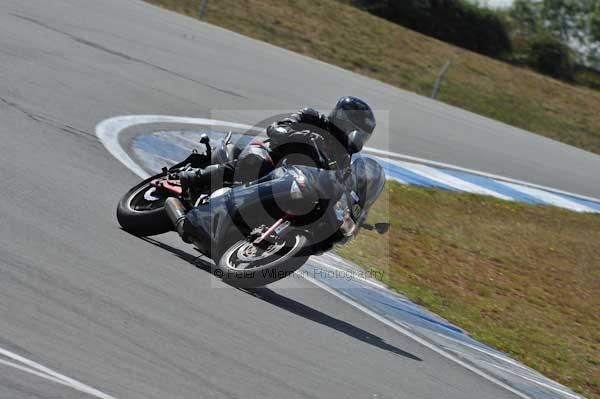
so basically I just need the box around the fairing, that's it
[182,160,382,259]
[183,166,343,258]
[352,157,385,210]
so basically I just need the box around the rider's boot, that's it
[179,163,234,193]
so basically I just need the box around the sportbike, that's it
[117,132,388,287]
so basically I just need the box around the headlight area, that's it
[335,194,358,237]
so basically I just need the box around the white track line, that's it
[0,347,118,399]
[490,363,581,399]
[309,256,388,290]
[436,333,581,398]
[96,115,262,180]
[0,358,66,386]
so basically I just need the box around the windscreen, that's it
[351,157,385,209]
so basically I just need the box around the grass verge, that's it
[336,181,600,398]
[145,0,600,155]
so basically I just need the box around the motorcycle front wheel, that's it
[116,173,173,236]
[218,233,309,288]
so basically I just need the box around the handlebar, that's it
[311,135,353,185]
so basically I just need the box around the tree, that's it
[510,0,600,67]
[511,0,540,34]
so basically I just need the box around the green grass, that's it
[145,0,600,155]
[337,182,600,399]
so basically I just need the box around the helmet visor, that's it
[347,129,371,153]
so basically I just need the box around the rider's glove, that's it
[178,168,202,192]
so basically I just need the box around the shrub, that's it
[351,0,512,57]
[574,65,600,90]
[526,33,574,80]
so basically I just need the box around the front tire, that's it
[218,233,309,288]
[117,174,173,236]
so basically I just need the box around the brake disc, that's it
[143,187,161,202]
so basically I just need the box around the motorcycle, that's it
[117,132,388,288]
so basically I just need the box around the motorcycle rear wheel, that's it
[218,233,309,288]
[117,173,173,236]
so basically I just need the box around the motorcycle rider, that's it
[164,96,376,245]
[179,96,376,190]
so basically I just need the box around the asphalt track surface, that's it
[0,1,594,398]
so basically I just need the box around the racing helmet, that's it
[328,96,376,153]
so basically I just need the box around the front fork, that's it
[253,217,291,245]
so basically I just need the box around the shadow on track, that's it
[137,236,422,362]
[247,288,422,361]
[137,236,213,270]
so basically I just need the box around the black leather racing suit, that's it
[181,108,352,189]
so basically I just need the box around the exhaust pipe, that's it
[164,198,189,242]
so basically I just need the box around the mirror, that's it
[374,222,390,234]
[361,222,390,234]
[199,133,210,144]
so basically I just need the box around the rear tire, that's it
[218,233,309,288]
[117,174,173,236]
